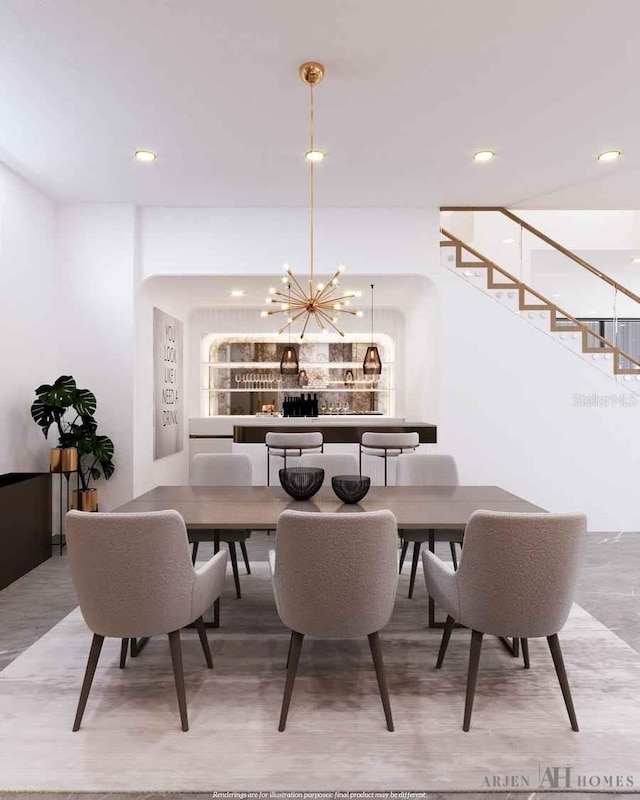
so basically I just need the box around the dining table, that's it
[116,484,545,637]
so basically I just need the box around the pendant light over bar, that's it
[280,282,299,374]
[363,284,382,376]
[262,62,363,339]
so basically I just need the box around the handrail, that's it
[440,227,640,370]
[440,206,640,308]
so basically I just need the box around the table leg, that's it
[213,532,220,628]
[428,530,436,628]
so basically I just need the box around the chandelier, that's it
[261,62,363,339]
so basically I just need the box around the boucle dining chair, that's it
[359,431,419,485]
[190,453,253,599]
[265,431,323,485]
[423,510,586,731]
[299,452,359,484]
[396,453,464,598]
[65,509,227,732]
[270,509,398,732]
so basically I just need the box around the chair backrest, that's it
[299,452,359,484]
[65,510,197,639]
[191,453,253,486]
[265,431,323,449]
[396,453,458,486]
[456,510,587,638]
[273,509,398,638]
[361,431,419,450]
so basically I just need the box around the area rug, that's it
[1,560,639,793]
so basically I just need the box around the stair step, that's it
[489,282,519,290]
[550,322,582,332]
[520,303,552,311]
[458,261,486,268]
[439,240,456,247]
[583,346,614,353]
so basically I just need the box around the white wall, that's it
[0,162,57,474]
[140,207,437,278]
[134,277,190,496]
[55,204,136,510]
[437,267,640,531]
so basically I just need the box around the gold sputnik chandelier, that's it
[261,62,362,339]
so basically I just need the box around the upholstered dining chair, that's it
[190,453,253,599]
[396,453,463,598]
[298,452,359,484]
[65,509,227,732]
[270,509,398,732]
[359,431,419,485]
[423,510,587,731]
[265,431,323,485]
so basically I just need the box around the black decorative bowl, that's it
[332,474,371,504]
[279,467,324,501]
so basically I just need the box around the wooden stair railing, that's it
[440,227,640,376]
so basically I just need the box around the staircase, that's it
[440,208,640,391]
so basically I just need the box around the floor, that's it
[1,531,639,799]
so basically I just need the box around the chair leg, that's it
[384,453,388,486]
[240,540,251,574]
[194,615,213,669]
[521,637,530,669]
[512,637,520,658]
[279,631,304,732]
[228,542,242,599]
[73,633,104,731]
[119,638,129,669]
[408,541,420,599]
[168,630,189,732]
[191,541,199,565]
[368,631,394,732]
[436,615,455,669]
[359,445,362,476]
[463,629,484,731]
[547,634,579,732]
[449,541,458,570]
[267,450,270,486]
[399,540,408,573]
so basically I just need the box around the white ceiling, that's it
[2,0,640,208]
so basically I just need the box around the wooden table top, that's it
[116,485,545,530]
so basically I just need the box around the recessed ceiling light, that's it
[473,150,495,162]
[134,149,157,162]
[632,257,640,263]
[551,293,562,298]
[597,150,621,162]
[305,150,326,162]
[502,238,515,244]
[230,290,245,297]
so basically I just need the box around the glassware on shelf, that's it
[234,374,241,390]
[328,401,335,415]
[342,401,350,414]
[319,399,327,414]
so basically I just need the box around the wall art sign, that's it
[153,307,183,459]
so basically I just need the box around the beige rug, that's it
[1,562,640,793]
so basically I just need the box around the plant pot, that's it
[50,447,78,474]
[71,488,98,512]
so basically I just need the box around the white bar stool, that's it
[265,431,324,485]
[359,431,419,486]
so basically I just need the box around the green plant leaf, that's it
[34,375,77,408]
[71,388,97,416]
[30,399,54,437]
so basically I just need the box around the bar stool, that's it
[359,431,419,486]
[265,431,324,485]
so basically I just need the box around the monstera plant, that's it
[31,375,115,510]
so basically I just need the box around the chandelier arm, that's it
[315,268,343,303]
[285,271,309,301]
[316,308,346,337]
[299,311,312,340]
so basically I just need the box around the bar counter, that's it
[232,419,437,444]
